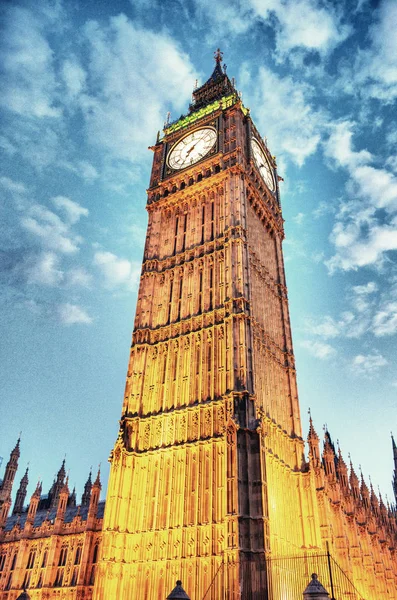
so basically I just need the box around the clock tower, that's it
[94,50,314,600]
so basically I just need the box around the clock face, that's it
[167,127,217,170]
[251,138,275,192]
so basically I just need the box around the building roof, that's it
[4,500,105,532]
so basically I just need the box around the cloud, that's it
[250,0,350,58]
[52,196,89,225]
[93,250,140,289]
[351,352,388,375]
[300,340,337,360]
[324,121,397,272]
[244,65,326,166]
[61,59,86,99]
[193,0,349,58]
[0,5,61,118]
[372,301,397,336]
[0,176,28,195]
[20,203,87,255]
[304,282,382,341]
[78,15,197,162]
[26,251,63,286]
[293,212,305,225]
[66,267,92,288]
[58,303,93,325]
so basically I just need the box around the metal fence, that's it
[201,550,365,600]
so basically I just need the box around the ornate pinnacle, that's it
[214,48,223,64]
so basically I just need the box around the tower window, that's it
[201,205,205,244]
[173,216,179,255]
[74,546,82,565]
[58,547,67,567]
[210,200,214,241]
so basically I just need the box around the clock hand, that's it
[186,143,197,157]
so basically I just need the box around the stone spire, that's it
[307,411,321,468]
[88,467,101,525]
[323,429,336,479]
[0,437,21,527]
[81,469,92,506]
[49,458,66,508]
[26,479,42,525]
[189,49,236,113]
[69,486,76,507]
[12,466,29,515]
[0,436,20,502]
[360,471,370,510]
[56,476,69,521]
[336,445,349,491]
[349,457,360,501]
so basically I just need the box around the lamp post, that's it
[167,580,191,599]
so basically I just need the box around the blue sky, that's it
[1,0,396,507]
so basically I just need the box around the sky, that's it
[0,0,396,508]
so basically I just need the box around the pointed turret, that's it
[88,468,101,526]
[69,486,76,507]
[360,472,370,510]
[307,412,321,469]
[56,476,69,521]
[336,446,349,491]
[0,437,21,527]
[370,482,380,517]
[81,470,92,506]
[189,48,237,113]
[26,480,42,525]
[0,436,20,502]
[49,458,66,508]
[349,458,360,501]
[12,466,29,515]
[323,429,336,479]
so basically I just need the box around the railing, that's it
[201,549,366,600]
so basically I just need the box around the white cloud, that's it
[61,59,86,99]
[245,65,325,166]
[26,252,63,286]
[79,16,197,161]
[21,204,84,254]
[0,176,28,195]
[58,303,93,325]
[78,161,99,182]
[300,340,337,359]
[351,282,378,295]
[66,267,92,288]
[352,352,388,375]
[195,0,349,58]
[0,5,61,118]
[325,121,397,272]
[250,0,350,57]
[52,196,89,224]
[372,302,397,336]
[93,250,140,289]
[293,212,305,225]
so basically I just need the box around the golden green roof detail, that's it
[163,93,248,137]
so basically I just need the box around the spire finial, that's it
[214,48,223,64]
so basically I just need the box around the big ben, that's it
[93,50,320,599]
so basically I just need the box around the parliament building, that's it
[1,52,397,600]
